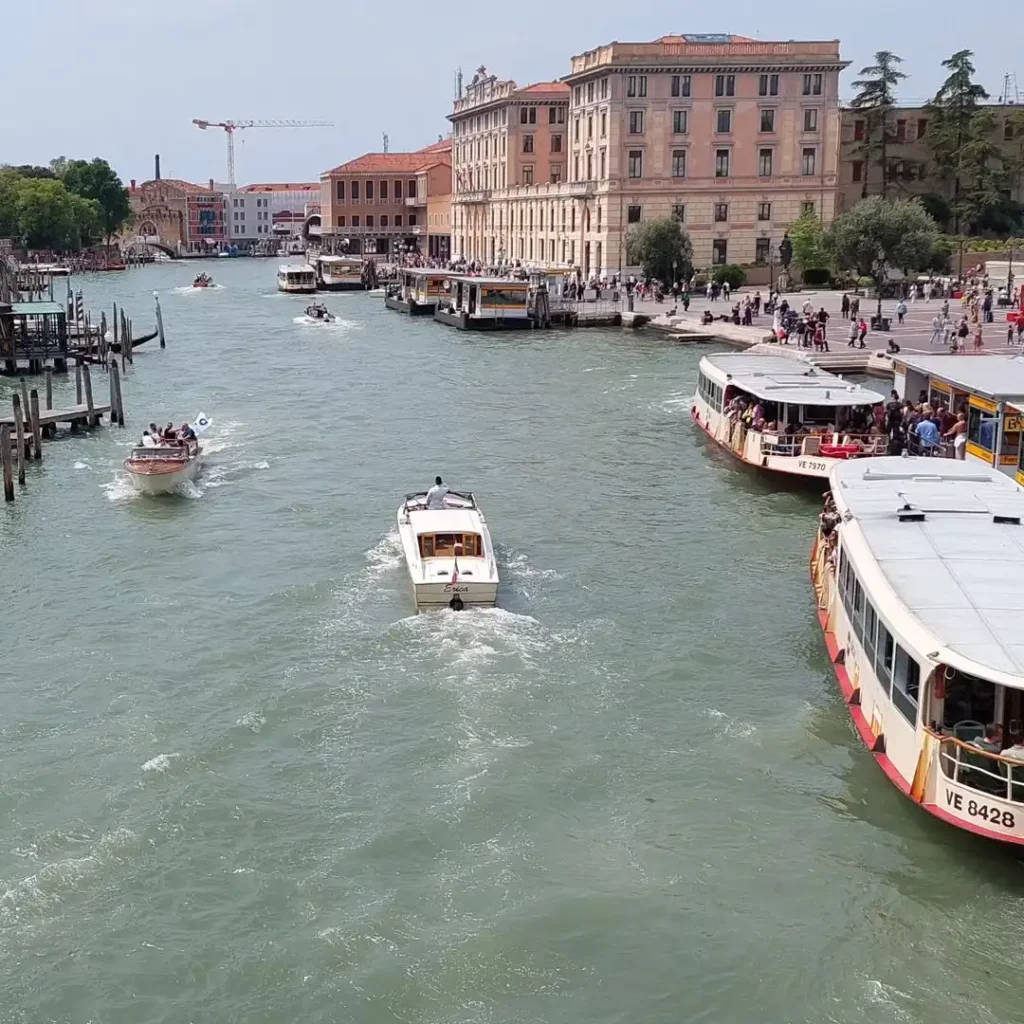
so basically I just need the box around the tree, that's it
[823,196,939,318]
[917,192,952,230]
[11,177,100,251]
[61,158,131,248]
[626,217,693,284]
[926,50,990,238]
[850,51,907,198]
[788,210,828,275]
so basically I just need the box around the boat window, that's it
[928,385,950,411]
[851,578,865,640]
[802,404,838,425]
[421,533,480,557]
[892,645,920,724]
[863,601,878,666]
[968,406,998,451]
[419,535,434,558]
[1000,428,1019,462]
[838,547,849,595]
[875,624,894,693]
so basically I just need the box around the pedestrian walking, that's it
[857,318,869,349]
[850,295,860,320]
[929,314,943,345]
[841,293,850,318]
[896,299,907,325]
[847,319,859,348]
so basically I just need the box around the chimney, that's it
[209,178,214,191]
[154,154,161,180]
[130,179,136,189]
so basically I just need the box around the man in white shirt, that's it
[425,476,449,509]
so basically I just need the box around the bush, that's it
[801,267,831,287]
[712,263,747,289]
[856,276,874,288]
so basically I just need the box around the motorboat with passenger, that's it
[396,489,499,610]
[277,264,317,294]
[811,457,1024,844]
[122,414,210,495]
[692,350,887,479]
[296,302,336,325]
[192,272,214,288]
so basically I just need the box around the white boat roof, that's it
[832,457,1024,683]
[279,263,315,273]
[895,354,1024,401]
[451,275,528,287]
[408,509,481,535]
[319,255,361,264]
[701,352,885,406]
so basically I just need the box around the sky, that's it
[4,1,1021,187]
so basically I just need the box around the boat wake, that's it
[172,283,224,294]
[291,316,363,330]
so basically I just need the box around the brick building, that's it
[127,177,227,254]
[319,140,452,259]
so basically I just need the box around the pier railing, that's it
[937,735,1024,804]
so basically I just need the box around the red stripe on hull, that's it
[812,560,1024,844]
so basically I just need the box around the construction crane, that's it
[192,119,334,185]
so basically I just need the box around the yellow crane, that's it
[192,119,333,185]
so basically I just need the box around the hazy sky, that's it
[4,1,1020,186]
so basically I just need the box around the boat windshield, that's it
[419,533,482,558]
[404,489,477,511]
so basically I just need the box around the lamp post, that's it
[672,258,678,291]
[768,242,777,299]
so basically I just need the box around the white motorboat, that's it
[295,302,336,325]
[277,263,316,294]
[397,489,499,610]
[122,414,210,495]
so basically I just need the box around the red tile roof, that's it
[239,182,319,192]
[417,138,452,155]
[518,81,570,95]
[322,149,452,176]
[130,177,216,195]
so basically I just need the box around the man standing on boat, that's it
[426,476,449,509]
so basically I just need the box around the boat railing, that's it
[758,430,886,460]
[936,734,1024,804]
[403,489,477,511]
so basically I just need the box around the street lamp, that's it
[768,242,778,298]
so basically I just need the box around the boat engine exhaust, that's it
[449,595,465,612]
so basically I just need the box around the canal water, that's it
[1,260,1021,1024]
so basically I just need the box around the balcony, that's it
[455,190,491,204]
[405,196,424,207]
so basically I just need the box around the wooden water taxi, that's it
[277,264,317,294]
[312,255,365,291]
[812,458,1024,845]
[396,489,499,610]
[692,351,886,479]
[892,354,1024,482]
[385,269,453,315]
[434,276,534,331]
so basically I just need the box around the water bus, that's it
[396,490,499,610]
[811,458,1024,845]
[434,276,533,331]
[892,354,1024,483]
[312,255,365,291]
[692,351,886,479]
[277,264,317,294]
[385,269,454,315]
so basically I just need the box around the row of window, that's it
[697,370,725,411]
[572,71,824,105]
[335,213,417,228]
[335,179,418,202]
[838,547,920,725]
[456,200,597,236]
[622,147,817,180]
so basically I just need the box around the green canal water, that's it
[1,260,1021,1023]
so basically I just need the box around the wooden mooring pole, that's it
[82,362,96,425]
[1,425,13,502]
[29,389,42,461]
[19,378,30,423]
[110,361,124,426]
[11,393,26,485]
[45,368,53,410]
[75,359,83,405]
[154,291,165,348]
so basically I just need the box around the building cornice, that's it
[563,62,849,82]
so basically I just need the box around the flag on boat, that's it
[451,556,459,585]
[192,413,211,437]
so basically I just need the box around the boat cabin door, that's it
[455,280,464,310]
[468,284,477,315]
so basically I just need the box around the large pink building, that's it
[452,35,848,277]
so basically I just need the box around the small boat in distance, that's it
[193,272,214,288]
[277,263,317,294]
[397,489,499,610]
[123,414,210,495]
[296,302,336,324]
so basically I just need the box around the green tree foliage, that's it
[925,50,992,231]
[60,158,131,245]
[626,217,693,283]
[823,196,939,317]
[917,192,952,230]
[712,264,747,289]
[850,51,906,198]
[788,210,828,273]
[9,177,101,250]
